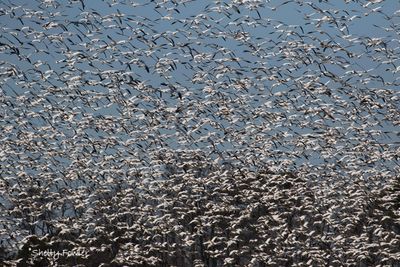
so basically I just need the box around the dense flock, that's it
[0,0,399,266]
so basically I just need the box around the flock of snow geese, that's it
[0,0,399,266]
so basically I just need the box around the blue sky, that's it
[0,0,399,173]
